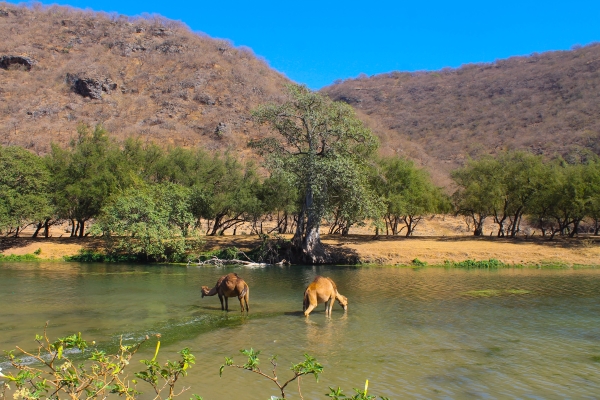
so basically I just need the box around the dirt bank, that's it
[1,234,599,267]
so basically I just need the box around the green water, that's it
[2,262,600,399]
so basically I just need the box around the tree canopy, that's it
[251,84,379,262]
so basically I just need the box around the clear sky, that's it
[5,0,600,89]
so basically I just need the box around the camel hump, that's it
[325,277,338,292]
[306,276,337,293]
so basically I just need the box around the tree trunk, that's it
[77,219,85,237]
[342,225,350,236]
[293,186,327,263]
[43,219,51,238]
[32,222,43,238]
[569,220,580,238]
[209,214,224,236]
[509,208,523,237]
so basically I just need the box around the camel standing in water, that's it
[303,276,348,317]
[201,273,249,313]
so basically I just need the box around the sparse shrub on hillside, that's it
[0,2,289,153]
[323,43,600,180]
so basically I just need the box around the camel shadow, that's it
[283,311,305,317]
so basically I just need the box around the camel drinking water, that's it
[303,276,348,317]
[201,272,249,313]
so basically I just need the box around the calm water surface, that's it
[1,262,600,399]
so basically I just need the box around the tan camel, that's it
[201,272,249,313]
[303,276,348,317]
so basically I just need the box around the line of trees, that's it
[452,151,600,237]
[0,130,449,246]
[1,86,599,261]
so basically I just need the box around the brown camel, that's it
[201,272,249,313]
[303,276,348,317]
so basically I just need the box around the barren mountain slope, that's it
[0,3,290,155]
[322,44,600,180]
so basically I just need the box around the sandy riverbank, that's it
[1,234,599,267]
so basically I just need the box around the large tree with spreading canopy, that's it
[250,84,379,263]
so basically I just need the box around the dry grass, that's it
[322,43,600,184]
[2,229,598,267]
[0,2,289,156]
[328,235,600,266]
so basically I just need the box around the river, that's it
[1,262,600,398]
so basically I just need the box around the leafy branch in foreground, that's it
[220,348,322,399]
[220,349,389,399]
[1,324,200,400]
[327,379,390,399]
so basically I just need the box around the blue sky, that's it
[5,0,600,89]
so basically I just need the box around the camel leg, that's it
[224,296,229,311]
[218,294,224,310]
[243,293,249,313]
[325,297,334,317]
[304,302,317,317]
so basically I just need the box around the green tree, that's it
[586,159,600,235]
[485,152,547,237]
[251,84,378,263]
[257,173,299,234]
[376,157,448,236]
[0,146,53,236]
[451,156,504,236]
[92,182,198,261]
[47,125,135,237]
[326,158,384,236]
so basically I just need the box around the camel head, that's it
[337,295,348,311]
[201,286,210,298]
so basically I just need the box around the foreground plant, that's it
[220,349,389,399]
[1,324,200,399]
[327,380,390,399]
[220,348,322,399]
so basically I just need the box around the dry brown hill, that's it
[0,2,290,156]
[322,44,600,185]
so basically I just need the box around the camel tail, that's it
[302,289,308,312]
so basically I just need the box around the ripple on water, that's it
[2,263,600,398]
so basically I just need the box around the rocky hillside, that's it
[0,3,289,155]
[322,44,600,184]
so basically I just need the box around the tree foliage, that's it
[47,124,134,237]
[453,151,600,237]
[0,146,52,236]
[375,157,449,236]
[91,183,200,262]
[251,84,379,262]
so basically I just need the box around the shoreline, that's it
[1,234,599,268]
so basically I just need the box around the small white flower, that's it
[13,387,28,399]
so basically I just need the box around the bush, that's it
[1,325,200,399]
[0,253,40,262]
[444,258,509,269]
[64,249,143,263]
